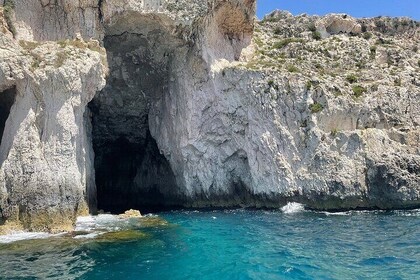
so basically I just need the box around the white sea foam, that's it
[391,209,420,217]
[74,214,122,232]
[0,231,64,244]
[0,214,145,243]
[281,202,305,214]
[321,211,352,216]
[73,232,103,239]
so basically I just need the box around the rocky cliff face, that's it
[0,1,419,232]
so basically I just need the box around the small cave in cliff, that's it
[0,87,16,147]
[88,21,181,213]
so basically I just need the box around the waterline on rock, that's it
[0,232,66,244]
[0,213,166,244]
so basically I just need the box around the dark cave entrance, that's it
[0,87,16,148]
[88,25,180,214]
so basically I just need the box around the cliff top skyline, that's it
[257,0,420,20]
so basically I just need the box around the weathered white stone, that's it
[0,35,106,231]
[0,1,419,232]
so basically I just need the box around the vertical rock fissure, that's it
[97,0,103,23]
[0,86,16,150]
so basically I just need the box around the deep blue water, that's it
[0,208,419,279]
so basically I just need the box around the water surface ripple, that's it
[0,208,419,279]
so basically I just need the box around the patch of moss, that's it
[308,23,317,32]
[54,51,68,68]
[19,40,41,51]
[362,32,372,40]
[312,31,322,40]
[267,80,279,90]
[286,64,299,73]
[253,37,263,48]
[369,46,377,59]
[314,63,323,70]
[273,27,281,35]
[331,128,339,137]
[355,61,366,69]
[346,74,358,84]
[31,58,41,70]
[333,87,342,97]
[309,102,324,113]
[56,39,104,54]
[370,84,379,92]
[262,17,279,23]
[375,37,393,45]
[273,38,304,49]
[352,85,367,98]
[56,39,87,50]
[87,41,105,54]
[3,0,16,36]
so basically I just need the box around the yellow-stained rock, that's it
[0,221,24,235]
[139,216,169,228]
[119,209,142,219]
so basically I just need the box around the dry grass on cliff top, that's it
[18,39,107,71]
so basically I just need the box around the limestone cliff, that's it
[0,1,418,232]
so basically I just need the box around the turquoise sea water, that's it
[0,207,419,279]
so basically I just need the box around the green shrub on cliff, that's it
[273,38,304,49]
[286,64,299,73]
[308,23,317,32]
[309,102,324,113]
[352,85,367,98]
[312,31,322,40]
[362,32,372,40]
[19,40,41,51]
[346,74,358,84]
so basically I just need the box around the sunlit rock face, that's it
[0,1,419,231]
[315,14,362,38]
[0,0,260,229]
[88,1,258,212]
[0,35,106,232]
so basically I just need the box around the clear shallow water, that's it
[0,207,419,279]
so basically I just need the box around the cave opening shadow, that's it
[88,28,180,214]
[93,131,178,214]
[0,87,16,148]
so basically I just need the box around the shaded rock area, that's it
[88,16,184,213]
[0,87,15,145]
[0,1,419,232]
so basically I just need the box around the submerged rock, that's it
[138,216,170,228]
[96,230,148,242]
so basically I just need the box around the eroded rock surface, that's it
[0,21,106,231]
[0,2,419,231]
